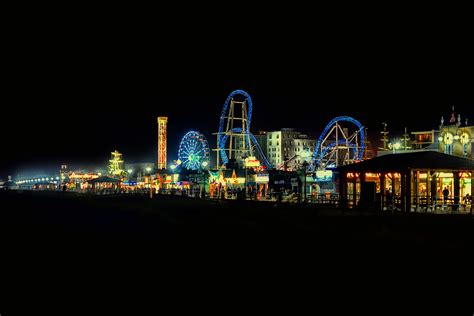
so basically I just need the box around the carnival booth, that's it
[85,176,122,194]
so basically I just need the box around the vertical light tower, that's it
[157,117,168,170]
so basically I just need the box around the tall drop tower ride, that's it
[157,117,168,170]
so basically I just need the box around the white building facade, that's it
[267,129,316,170]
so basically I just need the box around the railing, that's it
[412,196,472,213]
[307,194,340,207]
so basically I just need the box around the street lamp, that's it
[201,161,209,197]
[302,161,309,203]
[242,156,249,197]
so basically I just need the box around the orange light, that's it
[366,173,381,178]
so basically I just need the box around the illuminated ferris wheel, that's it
[178,131,210,170]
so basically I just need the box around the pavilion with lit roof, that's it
[337,151,474,213]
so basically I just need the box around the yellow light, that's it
[316,170,333,178]
[365,173,380,178]
[438,172,454,178]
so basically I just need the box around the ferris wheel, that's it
[178,131,210,170]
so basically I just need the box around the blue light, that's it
[312,116,365,166]
[178,131,210,170]
[217,90,272,168]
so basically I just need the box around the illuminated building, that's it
[438,108,473,159]
[411,130,438,150]
[266,129,316,170]
[157,117,168,170]
[376,107,472,160]
[252,131,268,157]
[338,151,474,212]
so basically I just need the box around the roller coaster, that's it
[215,91,364,171]
[311,116,365,170]
[216,90,272,169]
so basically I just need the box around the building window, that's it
[445,144,453,155]
[277,135,279,139]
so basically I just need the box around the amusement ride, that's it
[176,131,210,170]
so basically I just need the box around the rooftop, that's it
[338,151,474,172]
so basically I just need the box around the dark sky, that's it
[2,47,473,178]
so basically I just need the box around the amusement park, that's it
[6,91,474,214]
[2,87,473,302]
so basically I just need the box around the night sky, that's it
[2,62,473,178]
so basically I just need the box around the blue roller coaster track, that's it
[317,140,358,167]
[312,116,365,167]
[218,90,272,168]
